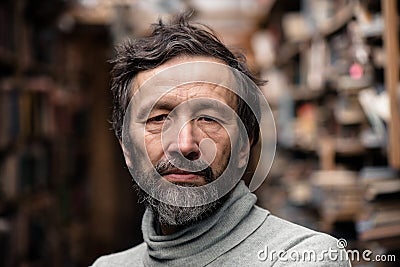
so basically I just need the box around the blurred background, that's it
[0,0,399,266]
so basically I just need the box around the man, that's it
[92,14,350,266]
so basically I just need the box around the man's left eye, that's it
[198,116,217,122]
[147,114,168,123]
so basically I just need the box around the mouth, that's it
[161,169,208,186]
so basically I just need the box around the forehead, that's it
[131,56,238,107]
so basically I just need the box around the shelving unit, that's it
[0,0,94,266]
[253,0,400,265]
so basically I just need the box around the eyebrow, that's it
[189,99,229,113]
[135,98,177,121]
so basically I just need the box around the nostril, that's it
[184,151,200,161]
[166,150,200,162]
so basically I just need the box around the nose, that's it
[167,120,201,160]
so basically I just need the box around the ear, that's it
[119,140,133,168]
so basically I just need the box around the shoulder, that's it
[253,206,333,241]
[251,206,351,266]
[90,242,147,267]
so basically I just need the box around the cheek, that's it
[210,132,232,165]
[144,133,164,165]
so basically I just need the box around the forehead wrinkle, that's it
[164,86,237,117]
[174,83,237,105]
[130,58,237,93]
[129,59,240,116]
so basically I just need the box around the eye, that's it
[198,116,217,122]
[147,114,168,123]
[196,115,223,132]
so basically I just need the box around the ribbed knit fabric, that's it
[91,181,351,267]
[142,181,266,266]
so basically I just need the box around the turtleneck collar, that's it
[141,181,268,266]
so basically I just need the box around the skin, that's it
[123,56,250,234]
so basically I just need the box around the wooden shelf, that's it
[383,0,400,169]
[359,223,400,241]
[291,86,324,101]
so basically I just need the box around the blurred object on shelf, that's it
[287,181,312,206]
[72,0,188,37]
[259,68,289,106]
[334,136,365,155]
[71,0,115,24]
[335,63,374,92]
[124,0,188,37]
[306,38,328,91]
[282,13,312,42]
[359,87,390,122]
[357,167,400,243]
[354,0,384,38]
[293,103,318,151]
[310,170,364,231]
[282,0,353,42]
[188,0,275,68]
[334,94,365,125]
[358,87,388,148]
[251,30,276,69]
[318,136,336,170]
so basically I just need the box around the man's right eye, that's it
[147,114,168,123]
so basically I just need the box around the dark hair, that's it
[110,13,264,145]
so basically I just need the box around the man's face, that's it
[122,56,250,225]
[146,83,235,180]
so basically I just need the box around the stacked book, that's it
[357,167,400,242]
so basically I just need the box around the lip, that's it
[163,173,206,185]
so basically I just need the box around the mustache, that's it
[155,158,214,183]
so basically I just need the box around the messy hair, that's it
[110,13,264,145]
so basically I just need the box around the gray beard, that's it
[135,183,223,226]
[131,157,234,226]
[127,140,243,226]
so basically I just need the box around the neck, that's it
[153,216,183,235]
[160,223,182,235]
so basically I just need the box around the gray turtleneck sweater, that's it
[91,182,351,266]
